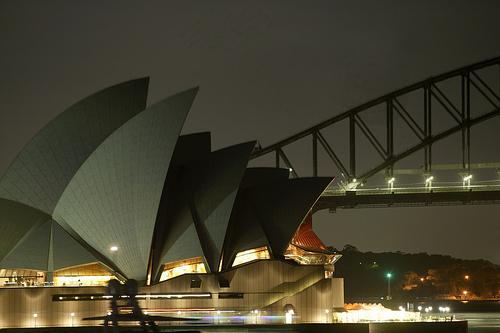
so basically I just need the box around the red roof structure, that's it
[290,212,328,252]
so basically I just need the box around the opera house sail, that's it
[0,79,343,327]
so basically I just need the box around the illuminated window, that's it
[0,269,45,287]
[160,257,206,282]
[232,246,270,267]
[54,263,113,287]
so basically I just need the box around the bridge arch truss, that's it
[251,57,500,189]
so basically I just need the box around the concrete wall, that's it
[0,286,108,328]
[0,260,342,328]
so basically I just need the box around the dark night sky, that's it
[1,1,500,263]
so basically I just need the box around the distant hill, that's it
[333,245,500,302]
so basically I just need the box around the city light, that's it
[438,306,451,313]
[337,304,422,322]
[33,313,38,328]
[464,275,470,280]
[110,246,118,252]
[285,309,294,324]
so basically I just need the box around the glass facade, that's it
[232,246,270,267]
[0,269,45,287]
[53,263,113,287]
[159,257,206,282]
[284,243,341,266]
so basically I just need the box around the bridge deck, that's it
[316,185,500,211]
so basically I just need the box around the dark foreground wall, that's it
[0,321,467,333]
[0,324,369,333]
[369,321,467,333]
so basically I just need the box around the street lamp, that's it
[386,273,392,300]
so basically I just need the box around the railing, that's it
[323,183,500,197]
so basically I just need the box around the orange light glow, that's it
[232,246,270,267]
[160,257,206,282]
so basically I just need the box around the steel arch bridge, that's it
[250,56,500,211]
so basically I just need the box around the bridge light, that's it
[462,174,472,188]
[425,175,434,189]
[387,177,395,190]
[344,178,359,191]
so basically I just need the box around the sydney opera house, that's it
[0,78,343,327]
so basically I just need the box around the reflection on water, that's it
[454,313,500,333]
